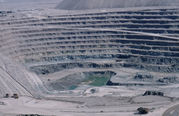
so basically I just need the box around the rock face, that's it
[56,0,179,10]
[0,7,179,75]
[143,91,164,96]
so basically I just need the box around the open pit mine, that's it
[0,0,179,116]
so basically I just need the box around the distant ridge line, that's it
[56,0,179,10]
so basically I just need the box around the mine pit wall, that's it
[56,0,179,10]
[0,54,50,98]
[0,8,178,75]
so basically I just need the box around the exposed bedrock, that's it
[0,7,178,75]
[56,0,179,10]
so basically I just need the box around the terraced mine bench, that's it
[0,7,178,75]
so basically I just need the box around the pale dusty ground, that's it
[0,85,178,116]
